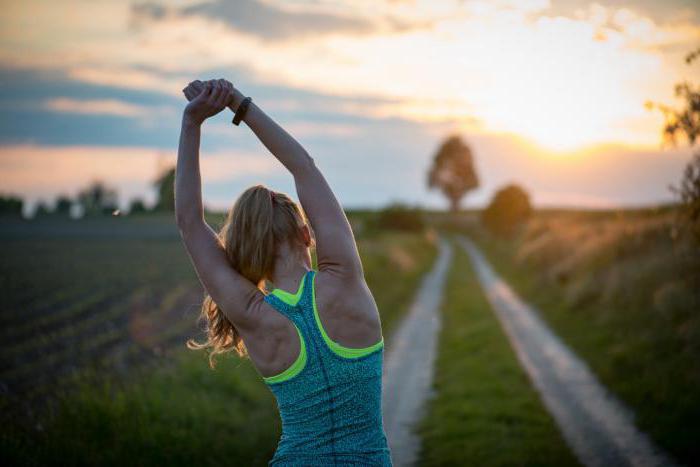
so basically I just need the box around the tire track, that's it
[382,237,453,467]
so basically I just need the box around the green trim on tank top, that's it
[263,272,310,384]
[269,271,308,306]
[311,272,384,359]
[262,323,307,384]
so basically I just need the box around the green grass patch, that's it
[2,352,279,467]
[359,231,438,336]
[418,238,579,467]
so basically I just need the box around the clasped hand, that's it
[182,78,234,125]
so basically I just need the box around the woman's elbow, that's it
[175,209,203,232]
[293,151,318,176]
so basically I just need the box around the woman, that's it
[176,78,392,466]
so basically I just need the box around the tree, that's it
[427,135,479,212]
[77,180,119,216]
[34,200,52,217]
[55,195,73,216]
[0,195,23,217]
[647,47,700,147]
[672,152,700,241]
[648,47,700,242]
[153,166,175,212]
[129,198,147,215]
[481,184,532,238]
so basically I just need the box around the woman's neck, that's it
[271,249,311,292]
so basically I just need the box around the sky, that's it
[1,0,699,213]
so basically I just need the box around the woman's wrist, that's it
[228,88,247,111]
[182,112,203,129]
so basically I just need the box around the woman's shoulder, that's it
[313,267,368,295]
[313,268,377,315]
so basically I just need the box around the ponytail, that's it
[187,184,312,368]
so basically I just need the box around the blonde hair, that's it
[187,184,313,368]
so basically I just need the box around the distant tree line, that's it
[0,166,176,219]
[0,195,23,217]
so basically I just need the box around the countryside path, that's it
[382,237,452,467]
[458,236,676,467]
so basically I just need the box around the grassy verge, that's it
[360,230,438,336]
[418,237,579,467]
[2,230,437,466]
[473,229,700,464]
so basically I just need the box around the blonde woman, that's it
[176,78,392,466]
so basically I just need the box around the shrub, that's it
[55,195,73,216]
[481,184,532,237]
[373,203,425,232]
[0,195,23,217]
[129,198,148,215]
[672,151,700,243]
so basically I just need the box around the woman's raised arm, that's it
[175,80,259,324]
[187,80,364,279]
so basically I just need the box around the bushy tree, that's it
[153,167,175,212]
[129,198,147,215]
[77,181,119,216]
[647,47,700,147]
[34,201,52,217]
[481,184,532,237]
[0,195,23,217]
[427,135,479,212]
[672,152,700,241]
[55,195,73,216]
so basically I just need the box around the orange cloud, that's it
[45,98,149,117]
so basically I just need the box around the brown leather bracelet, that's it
[232,96,252,126]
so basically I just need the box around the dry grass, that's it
[471,207,700,463]
[512,211,699,352]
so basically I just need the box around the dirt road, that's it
[458,236,676,467]
[382,237,453,467]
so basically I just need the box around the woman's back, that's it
[261,269,392,466]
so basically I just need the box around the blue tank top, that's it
[261,269,393,466]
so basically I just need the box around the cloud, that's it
[2,0,700,152]
[132,0,390,41]
[66,65,190,97]
[569,3,700,52]
[44,97,151,117]
[547,0,699,26]
[131,2,166,21]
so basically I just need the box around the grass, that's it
[359,229,439,335]
[418,237,579,467]
[2,353,279,467]
[468,209,700,464]
[1,216,438,466]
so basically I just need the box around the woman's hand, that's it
[182,79,234,125]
